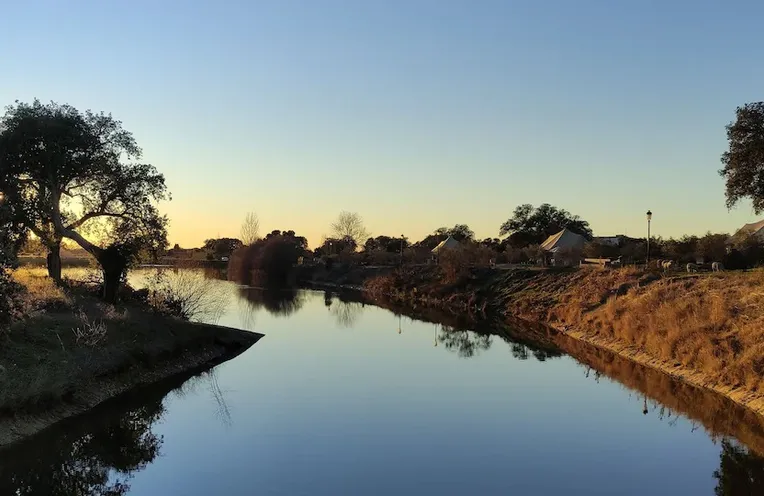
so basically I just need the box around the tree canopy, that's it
[0,100,169,300]
[720,102,764,213]
[363,235,407,253]
[499,203,592,247]
[203,237,243,259]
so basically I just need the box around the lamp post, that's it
[400,234,405,266]
[646,210,652,265]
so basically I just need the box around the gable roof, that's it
[541,229,587,253]
[432,236,460,253]
[736,219,764,237]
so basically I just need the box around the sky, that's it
[3,0,764,248]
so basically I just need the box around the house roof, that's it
[541,229,587,253]
[431,236,460,253]
[736,219,764,237]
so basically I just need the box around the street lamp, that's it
[400,234,405,266]
[646,210,653,265]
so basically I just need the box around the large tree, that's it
[720,102,764,213]
[499,203,592,247]
[0,100,168,301]
[330,211,369,246]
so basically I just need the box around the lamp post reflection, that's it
[398,314,402,334]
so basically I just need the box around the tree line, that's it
[4,98,764,301]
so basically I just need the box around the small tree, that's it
[331,211,369,247]
[720,102,764,213]
[240,211,260,246]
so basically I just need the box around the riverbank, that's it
[0,269,262,446]
[356,264,764,416]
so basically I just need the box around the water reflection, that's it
[437,325,493,358]
[237,287,305,318]
[0,362,234,495]
[714,440,764,495]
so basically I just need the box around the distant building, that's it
[593,235,626,247]
[541,229,587,267]
[733,219,764,241]
[431,236,460,254]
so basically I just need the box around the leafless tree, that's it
[240,212,260,246]
[331,211,369,245]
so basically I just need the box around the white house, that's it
[431,236,460,254]
[541,229,587,266]
[593,235,625,247]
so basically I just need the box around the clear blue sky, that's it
[3,0,763,247]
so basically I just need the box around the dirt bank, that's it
[0,269,263,447]
[363,265,764,417]
[0,321,261,447]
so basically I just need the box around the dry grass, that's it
[499,268,764,397]
[573,271,764,393]
[10,268,72,312]
[0,268,255,415]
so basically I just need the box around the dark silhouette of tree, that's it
[0,197,26,328]
[364,235,408,253]
[240,211,260,246]
[203,238,243,260]
[720,102,764,213]
[696,232,729,263]
[331,211,369,246]
[315,236,356,257]
[499,203,592,247]
[229,233,306,287]
[0,100,168,301]
[713,439,764,495]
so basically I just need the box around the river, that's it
[1,268,763,495]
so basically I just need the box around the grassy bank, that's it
[0,269,261,445]
[363,265,764,415]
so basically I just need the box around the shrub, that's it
[144,265,230,321]
[229,234,304,287]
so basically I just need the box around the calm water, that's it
[1,269,764,495]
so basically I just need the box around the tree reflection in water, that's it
[329,299,364,328]
[0,394,165,495]
[237,287,305,318]
[437,325,493,358]
[0,362,234,495]
[714,439,764,495]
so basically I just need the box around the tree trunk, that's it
[99,247,128,304]
[46,240,62,282]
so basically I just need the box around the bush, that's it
[229,235,304,287]
[438,244,494,283]
[144,265,230,321]
[0,236,24,330]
